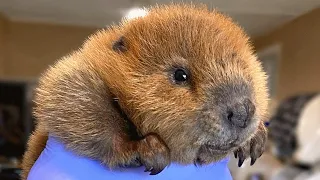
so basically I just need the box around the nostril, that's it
[227,111,234,121]
[226,98,255,128]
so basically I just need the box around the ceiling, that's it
[0,0,319,37]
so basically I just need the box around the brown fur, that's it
[21,3,269,179]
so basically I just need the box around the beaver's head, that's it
[84,4,269,164]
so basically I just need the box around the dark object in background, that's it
[0,167,21,180]
[0,79,36,179]
[268,93,318,162]
[0,104,25,158]
[0,80,36,150]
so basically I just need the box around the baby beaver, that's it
[21,3,269,179]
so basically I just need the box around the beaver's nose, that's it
[226,98,255,128]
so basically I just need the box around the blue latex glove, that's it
[27,136,233,180]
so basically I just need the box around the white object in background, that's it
[294,94,320,165]
[270,94,320,180]
[303,172,320,180]
[125,7,148,20]
[271,166,307,180]
[228,152,283,180]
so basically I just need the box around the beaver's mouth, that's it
[205,143,235,152]
[204,137,240,151]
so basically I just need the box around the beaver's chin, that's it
[203,136,241,152]
[204,143,237,152]
[203,144,236,153]
[195,143,232,165]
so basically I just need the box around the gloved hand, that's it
[27,136,232,180]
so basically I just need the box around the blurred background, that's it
[0,0,319,179]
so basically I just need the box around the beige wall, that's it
[0,15,97,79]
[0,14,8,75]
[6,22,97,78]
[254,8,320,101]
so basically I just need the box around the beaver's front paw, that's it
[137,133,170,175]
[120,158,143,168]
[234,122,267,167]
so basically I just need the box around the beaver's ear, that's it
[112,36,127,53]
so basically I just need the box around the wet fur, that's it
[21,3,269,179]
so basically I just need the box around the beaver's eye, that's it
[174,68,189,83]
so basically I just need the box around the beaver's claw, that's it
[138,133,170,175]
[234,122,267,167]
